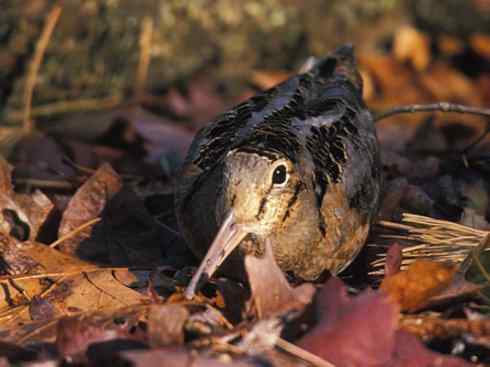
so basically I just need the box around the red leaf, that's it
[298,277,398,367]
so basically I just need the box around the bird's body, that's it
[176,46,382,297]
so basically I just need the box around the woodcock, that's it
[176,45,382,299]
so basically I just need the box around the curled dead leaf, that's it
[245,241,315,319]
[57,163,122,254]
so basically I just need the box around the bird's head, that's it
[184,149,303,298]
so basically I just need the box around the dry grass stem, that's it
[13,178,75,190]
[135,16,154,103]
[276,337,335,367]
[8,96,121,122]
[49,217,102,248]
[22,4,62,133]
[370,213,489,274]
[0,266,132,284]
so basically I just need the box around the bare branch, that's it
[374,102,490,154]
[374,102,490,122]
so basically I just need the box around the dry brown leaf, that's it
[359,53,429,108]
[0,156,54,241]
[470,33,490,60]
[393,26,431,71]
[245,241,315,319]
[147,304,189,347]
[384,243,402,277]
[420,62,483,105]
[122,348,258,367]
[380,260,457,312]
[298,277,399,367]
[0,269,149,335]
[250,70,291,90]
[57,163,122,254]
[437,35,464,57]
[14,191,54,240]
[49,270,149,316]
[0,236,94,321]
[0,229,148,330]
[56,316,122,362]
[3,240,95,275]
[360,68,375,101]
[0,158,13,195]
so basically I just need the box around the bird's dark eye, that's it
[272,164,288,185]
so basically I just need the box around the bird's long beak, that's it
[184,211,248,299]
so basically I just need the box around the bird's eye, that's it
[272,164,288,185]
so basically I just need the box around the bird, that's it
[175,45,382,299]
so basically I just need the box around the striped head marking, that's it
[216,149,302,236]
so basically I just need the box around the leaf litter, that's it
[1,15,490,367]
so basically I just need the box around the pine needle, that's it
[370,213,489,275]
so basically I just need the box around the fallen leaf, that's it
[0,158,13,194]
[147,304,189,347]
[298,277,471,366]
[28,296,56,321]
[51,271,149,315]
[56,315,125,362]
[360,68,375,101]
[377,177,409,221]
[245,241,315,319]
[384,243,402,277]
[0,156,54,241]
[359,53,427,104]
[72,187,169,266]
[380,260,457,312]
[298,277,398,367]
[420,62,483,105]
[161,75,228,129]
[393,26,431,71]
[129,107,193,165]
[9,132,77,181]
[57,163,122,254]
[250,69,291,90]
[437,35,465,57]
[392,330,472,367]
[121,347,258,367]
[470,33,490,60]
[14,190,54,240]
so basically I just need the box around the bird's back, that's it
[175,45,381,277]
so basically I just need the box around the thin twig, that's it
[370,213,490,274]
[8,96,121,122]
[49,217,101,248]
[22,4,62,133]
[276,337,335,367]
[135,16,154,103]
[0,266,137,283]
[0,275,68,321]
[374,102,490,122]
[400,314,490,341]
[375,103,490,154]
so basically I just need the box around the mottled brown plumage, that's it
[176,45,382,298]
